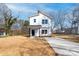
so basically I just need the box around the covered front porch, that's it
[28,25,41,37]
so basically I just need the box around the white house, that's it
[28,11,52,37]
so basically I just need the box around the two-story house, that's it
[28,11,52,37]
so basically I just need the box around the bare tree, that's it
[72,6,79,34]
[0,3,17,35]
[45,9,66,32]
[55,9,66,31]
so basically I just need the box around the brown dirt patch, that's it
[0,36,55,56]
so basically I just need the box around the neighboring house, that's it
[11,23,22,35]
[11,23,21,30]
[0,18,5,36]
[0,24,5,36]
[28,11,52,37]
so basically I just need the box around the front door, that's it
[32,30,35,36]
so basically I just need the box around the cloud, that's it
[6,3,57,13]
[6,3,36,13]
[6,4,17,10]
[6,3,73,19]
[5,3,56,19]
[5,3,38,19]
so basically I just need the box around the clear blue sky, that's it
[6,3,77,20]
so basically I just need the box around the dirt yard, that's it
[0,36,55,56]
[52,34,79,43]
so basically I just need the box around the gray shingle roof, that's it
[29,10,53,19]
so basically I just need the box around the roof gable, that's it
[29,10,53,19]
[38,10,53,19]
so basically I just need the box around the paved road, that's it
[45,37,79,56]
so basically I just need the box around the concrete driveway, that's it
[45,37,79,56]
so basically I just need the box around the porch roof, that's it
[27,25,42,29]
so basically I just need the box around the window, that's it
[34,19,36,22]
[42,30,47,34]
[42,30,44,34]
[45,30,47,34]
[45,20,48,24]
[42,20,44,24]
[42,19,48,24]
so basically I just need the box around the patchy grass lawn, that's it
[0,36,55,56]
[52,34,79,43]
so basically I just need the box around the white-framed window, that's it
[42,19,48,24]
[45,30,47,34]
[34,19,36,22]
[42,30,47,34]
